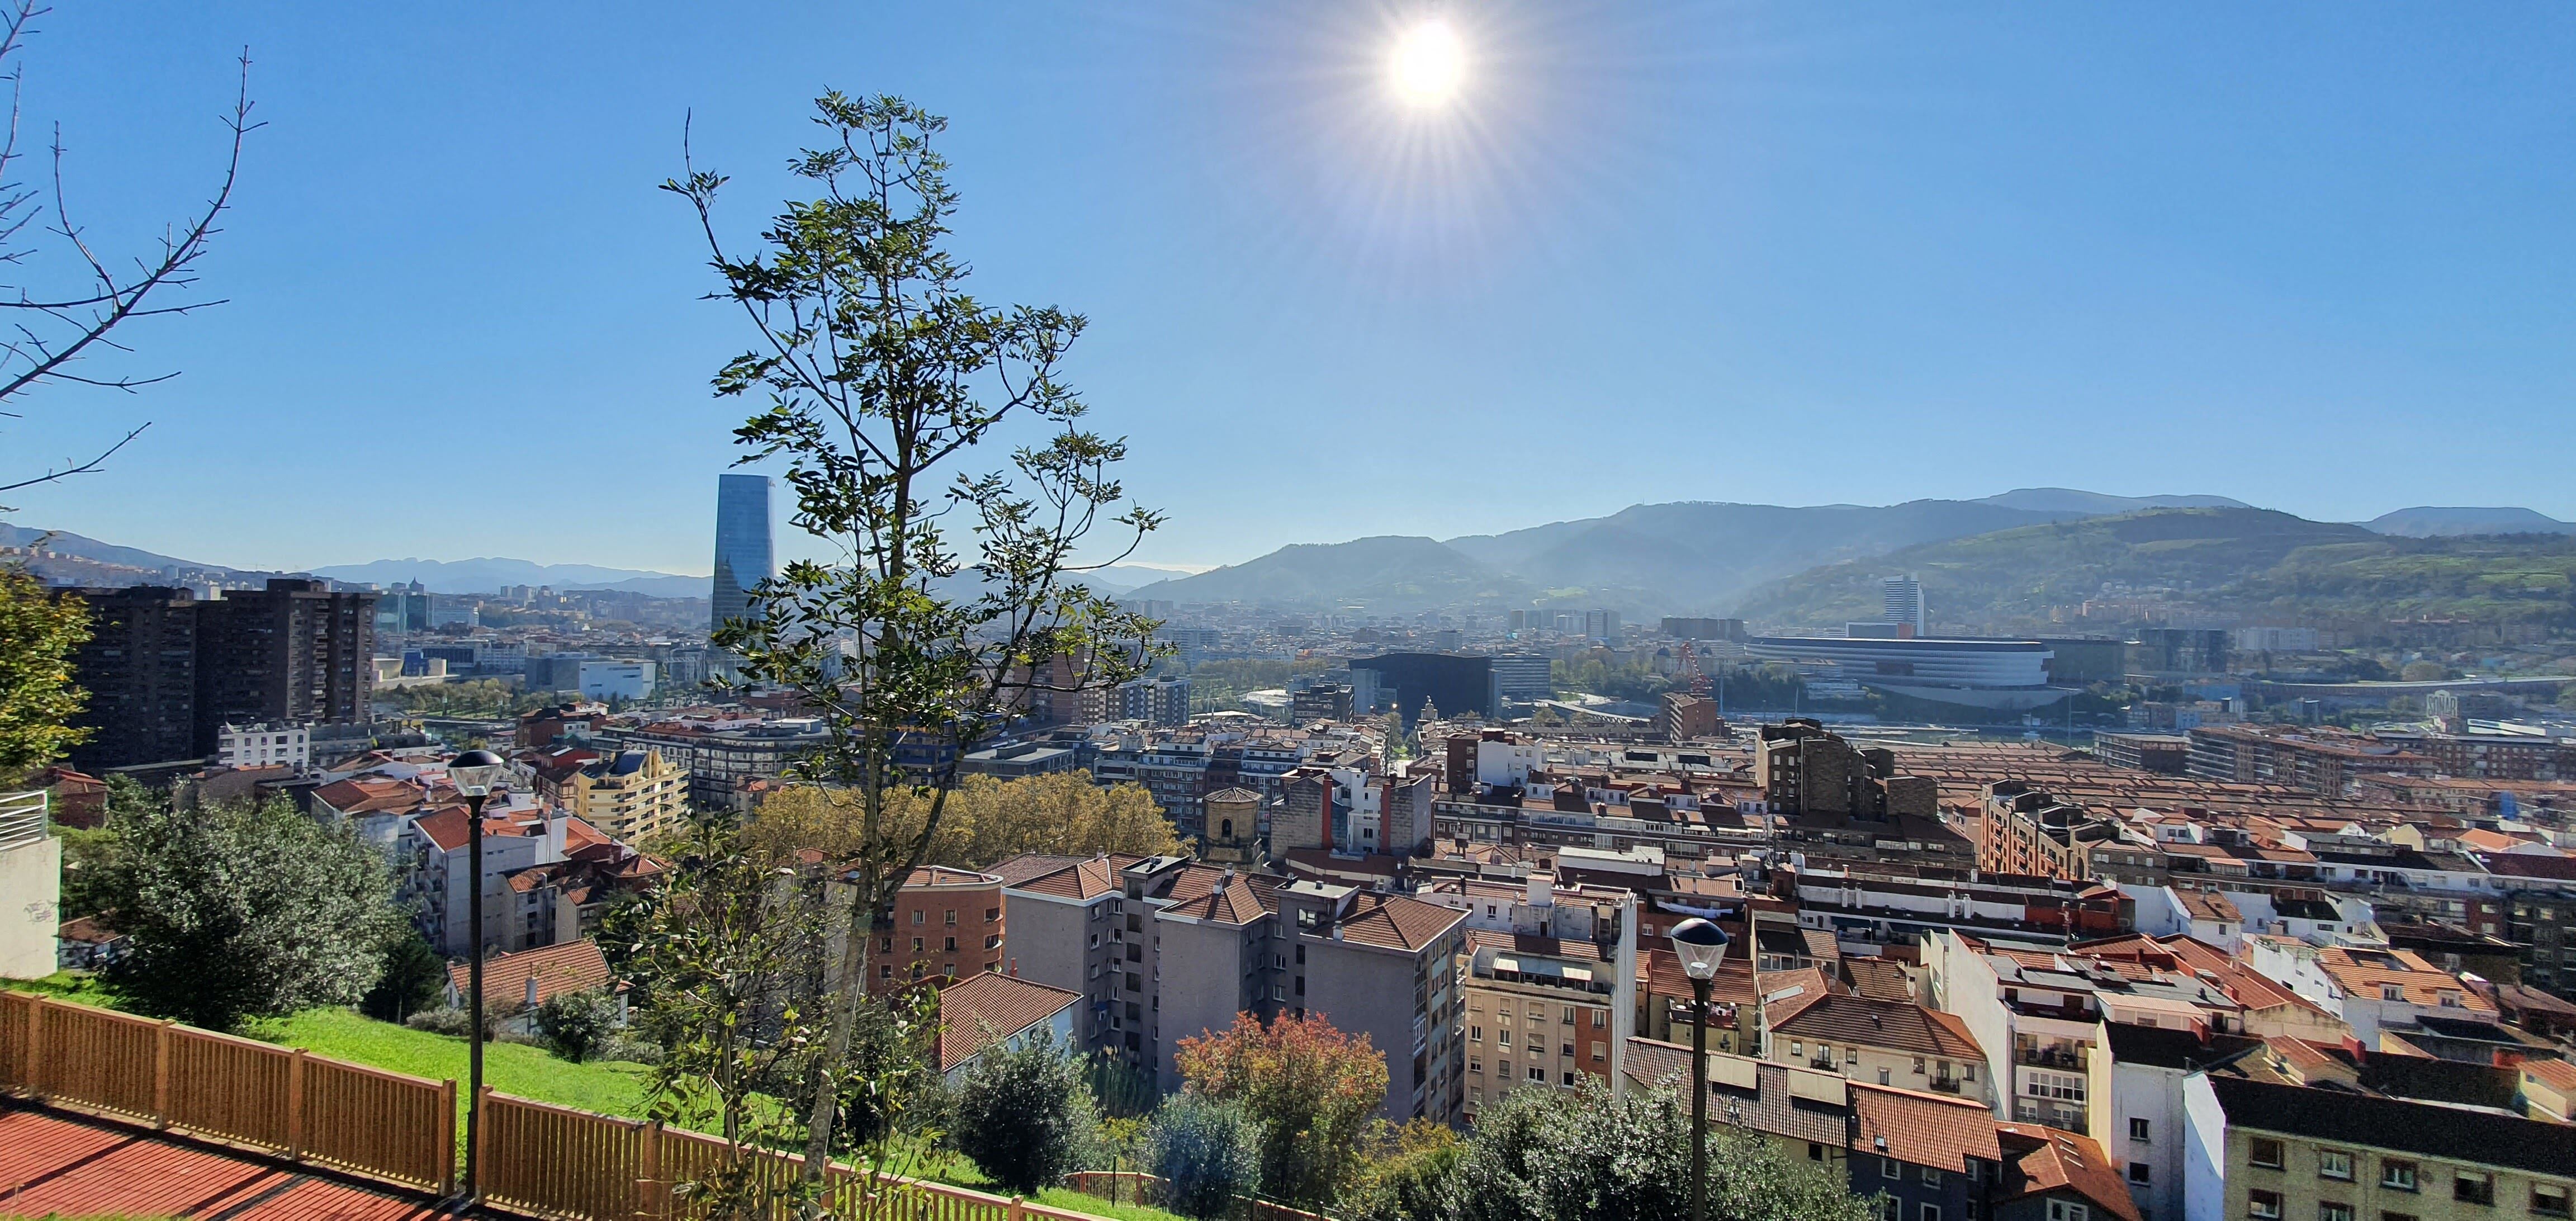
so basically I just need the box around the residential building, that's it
[192,579,377,757]
[1762,990,1989,1101]
[1922,930,2115,1146]
[216,721,309,771]
[1885,575,1927,636]
[866,865,1006,992]
[2103,1022,2262,1221]
[441,938,622,1035]
[2094,733,2193,777]
[593,716,832,808]
[2181,1075,2574,1221]
[398,801,658,957]
[555,749,688,843]
[1459,917,1637,1113]
[1290,683,1355,725]
[1981,782,2125,882]
[934,971,1081,1082]
[1489,654,1554,704]
[1,791,59,979]
[1659,691,1720,741]
[65,585,200,769]
[711,472,774,637]
[993,853,1138,1058]
[1114,676,1190,727]
[2239,939,2495,1044]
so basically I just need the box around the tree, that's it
[1348,1118,1464,1221]
[0,3,255,503]
[2559,682,2576,709]
[101,798,404,1031]
[748,772,1179,869]
[536,988,626,1062]
[951,1025,1100,1195]
[1147,1094,1261,1221]
[2400,661,2450,683]
[666,92,1162,1186]
[0,564,88,779]
[1174,1010,1388,1209]
[1440,1078,1875,1221]
[359,926,447,1024]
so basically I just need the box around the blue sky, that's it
[9,3,2572,576]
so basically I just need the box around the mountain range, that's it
[307,557,706,599]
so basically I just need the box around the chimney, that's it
[1526,872,1554,908]
[524,972,539,1009]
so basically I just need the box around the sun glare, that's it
[1389,20,1467,108]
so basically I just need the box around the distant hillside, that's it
[2363,507,2576,538]
[311,557,702,597]
[1124,536,1529,610]
[1734,508,2576,631]
[1974,488,2248,514]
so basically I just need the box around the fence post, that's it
[438,1078,458,1198]
[152,1019,174,1125]
[1009,1195,1026,1221]
[23,994,44,1100]
[285,1048,307,1160]
[635,1119,661,1221]
[473,1086,494,1203]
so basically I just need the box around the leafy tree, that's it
[667,92,1162,1186]
[0,565,90,779]
[536,987,627,1062]
[1348,1118,1464,1221]
[1147,1094,1261,1221]
[53,822,119,921]
[1442,1078,1875,1221]
[2400,661,2451,683]
[359,926,448,1024]
[101,798,404,1031]
[749,772,1178,869]
[951,1025,1100,1195]
[1174,1010,1387,1209]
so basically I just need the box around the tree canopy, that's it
[0,565,90,779]
[1174,1010,1388,1210]
[746,772,1179,869]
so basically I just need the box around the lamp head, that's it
[1669,916,1730,982]
[450,749,508,799]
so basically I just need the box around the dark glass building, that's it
[711,473,775,635]
[1350,652,1494,724]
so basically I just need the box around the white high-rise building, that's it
[1882,575,1925,636]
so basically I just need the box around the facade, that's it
[216,721,310,770]
[398,802,657,956]
[1114,676,1191,727]
[67,586,201,769]
[869,865,1006,991]
[593,717,832,807]
[1349,652,1495,722]
[1981,782,2124,881]
[1764,990,1988,1100]
[577,660,656,701]
[1884,575,1928,636]
[1459,924,1636,1113]
[1922,930,2116,1147]
[0,791,59,979]
[710,472,774,636]
[192,580,377,756]
[1742,636,2062,712]
[2095,733,2193,776]
[1489,653,1554,704]
[1290,683,1354,723]
[557,749,689,843]
[2181,1075,2573,1221]
[1659,691,1720,741]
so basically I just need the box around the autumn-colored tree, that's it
[747,771,1178,869]
[1173,1010,1388,1210]
[0,566,89,780]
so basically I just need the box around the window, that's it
[1527,1066,1545,1082]
[1593,1010,1607,1028]
[2380,983,2405,1001]
[2247,1189,2283,1219]
[2318,1149,2352,1181]
[1592,1041,1607,1062]
[1562,1072,1578,1086]
[943,936,956,952]
[1808,1143,1825,1162]
[2378,1160,2415,1191]
[2452,1171,2493,1206]
[2131,1118,2152,1144]
[986,907,1000,922]
[1498,1030,1510,1048]
[1561,1043,1575,1058]
[944,909,957,925]
[2130,1163,2152,1185]
[1921,1166,1943,1186]
[2534,1185,2572,1219]
[1792,1041,1804,1058]
[913,910,925,925]
[1469,1058,1481,1074]
[1562,1006,1576,1025]
[2250,1139,2284,1170]
[1883,1157,1903,1180]
[912,936,925,953]
[1471,1026,1483,1043]
[1920,1206,1942,1221]
[2046,1203,2089,1221]
[1879,1068,1893,1086]
[1915,1057,1928,1075]
[2318,1205,2351,1221]
[2381,1213,2417,1221]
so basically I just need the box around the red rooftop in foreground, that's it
[0,1105,442,1220]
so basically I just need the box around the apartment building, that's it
[554,749,688,843]
[1922,930,2116,1147]
[399,801,658,955]
[2239,939,2495,1044]
[1761,990,1989,1103]
[1460,926,1635,1114]
[992,853,1140,1057]
[868,865,1005,992]
[2181,1075,2573,1221]
[1981,782,2127,882]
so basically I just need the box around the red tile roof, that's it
[1767,993,1985,1062]
[1006,854,1144,901]
[446,938,615,1009]
[1996,1125,2142,1221]
[1851,1081,2003,1173]
[1333,892,1466,953]
[936,972,1082,1072]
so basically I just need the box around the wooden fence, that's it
[477,1090,1109,1221]
[0,991,456,1193]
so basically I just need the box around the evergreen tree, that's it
[951,1025,1100,1195]
[359,926,447,1024]
[1147,1095,1261,1221]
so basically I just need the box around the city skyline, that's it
[10,3,2574,575]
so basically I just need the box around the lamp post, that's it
[1669,917,1732,1221]
[449,748,507,1204]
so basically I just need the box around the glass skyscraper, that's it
[711,473,775,635]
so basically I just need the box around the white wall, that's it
[2115,1061,2186,1221]
[2180,1072,2227,1221]
[0,835,61,979]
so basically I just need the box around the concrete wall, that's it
[2180,1072,2225,1221]
[1001,889,1109,1049]
[1304,935,1431,1122]
[1152,915,1258,1094]
[0,835,61,978]
[2115,1062,2185,1221]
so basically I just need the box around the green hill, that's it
[1732,508,2576,632]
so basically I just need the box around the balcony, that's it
[2014,1044,2088,1072]
[1927,1077,1964,1095]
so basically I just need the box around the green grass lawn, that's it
[268,1007,657,1127]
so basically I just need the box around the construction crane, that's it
[1677,640,1712,698]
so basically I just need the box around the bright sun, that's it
[1389,20,1467,108]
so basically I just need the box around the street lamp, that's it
[1669,917,1732,1221]
[449,748,507,1204]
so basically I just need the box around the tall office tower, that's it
[67,586,202,770]
[192,579,377,755]
[711,473,775,636]
[1882,575,1926,637]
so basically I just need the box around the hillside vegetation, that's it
[1733,508,2576,631]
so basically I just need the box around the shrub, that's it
[535,988,625,1062]
[1148,1095,1260,1221]
[951,1025,1100,1195]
